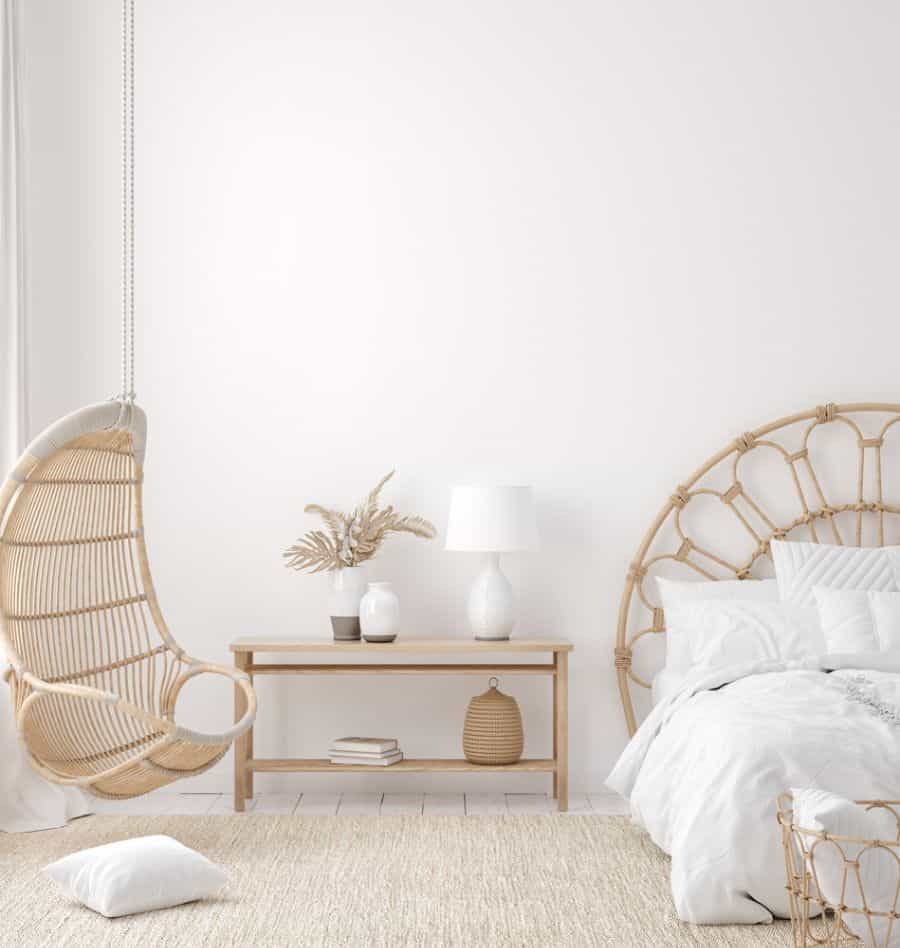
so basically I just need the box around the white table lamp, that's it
[445,485,539,640]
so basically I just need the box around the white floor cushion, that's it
[44,834,227,918]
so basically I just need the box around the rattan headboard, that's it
[616,402,900,736]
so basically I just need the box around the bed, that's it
[607,402,900,925]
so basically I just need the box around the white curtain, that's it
[1,0,90,832]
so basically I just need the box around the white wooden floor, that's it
[89,791,629,817]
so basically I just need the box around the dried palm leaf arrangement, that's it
[283,471,437,573]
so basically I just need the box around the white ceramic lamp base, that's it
[467,554,516,641]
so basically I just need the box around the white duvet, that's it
[607,658,900,924]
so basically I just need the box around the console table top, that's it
[229,636,574,653]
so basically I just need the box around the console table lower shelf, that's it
[229,636,573,812]
[249,758,556,773]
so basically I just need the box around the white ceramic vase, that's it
[359,582,400,643]
[329,566,367,641]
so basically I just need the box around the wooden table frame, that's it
[230,637,573,812]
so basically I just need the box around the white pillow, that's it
[44,835,227,918]
[771,540,899,607]
[665,599,822,672]
[813,587,900,653]
[813,587,877,653]
[869,590,900,651]
[792,788,900,947]
[656,576,779,676]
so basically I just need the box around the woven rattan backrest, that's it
[617,402,900,736]
[0,407,184,724]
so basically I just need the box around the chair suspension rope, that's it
[121,0,136,403]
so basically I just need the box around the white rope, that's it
[121,0,135,404]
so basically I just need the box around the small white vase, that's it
[329,566,367,641]
[359,582,400,643]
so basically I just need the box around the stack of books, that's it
[329,737,403,767]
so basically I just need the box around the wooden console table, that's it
[229,637,573,812]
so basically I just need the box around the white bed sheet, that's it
[608,658,900,924]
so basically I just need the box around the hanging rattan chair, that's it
[0,401,256,799]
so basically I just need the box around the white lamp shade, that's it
[445,485,539,553]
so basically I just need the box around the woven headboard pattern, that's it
[616,402,900,736]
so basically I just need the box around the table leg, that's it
[554,651,568,812]
[552,658,558,800]
[234,652,250,812]
[245,657,254,799]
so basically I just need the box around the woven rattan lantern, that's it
[463,678,524,765]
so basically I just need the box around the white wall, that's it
[17,0,900,792]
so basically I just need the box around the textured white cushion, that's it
[665,600,823,672]
[771,540,899,607]
[44,835,227,918]
[656,576,779,677]
[813,587,877,653]
[792,788,900,947]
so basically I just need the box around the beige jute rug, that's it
[0,814,791,947]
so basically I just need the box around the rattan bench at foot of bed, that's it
[777,794,900,948]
